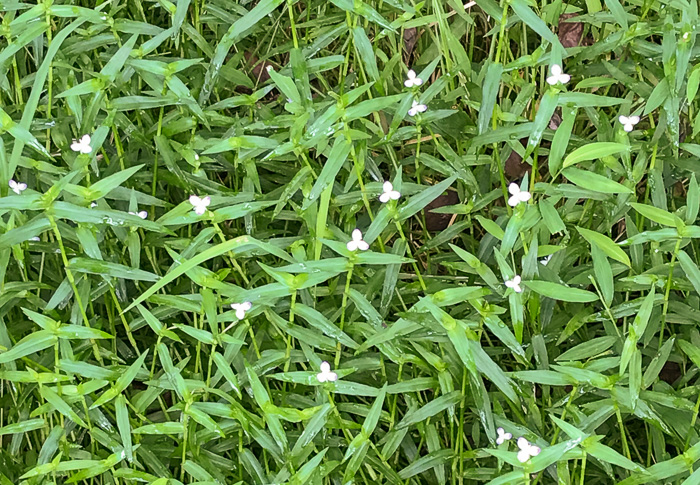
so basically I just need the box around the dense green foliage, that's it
[2,0,700,483]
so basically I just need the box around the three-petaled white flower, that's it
[9,179,27,195]
[71,135,92,154]
[546,64,570,86]
[540,255,552,266]
[619,115,640,132]
[90,202,98,208]
[129,210,148,219]
[347,229,369,251]
[404,69,423,88]
[508,183,531,207]
[496,427,512,445]
[189,195,211,215]
[516,437,541,463]
[316,361,338,383]
[379,181,401,203]
[231,301,252,320]
[505,275,522,293]
[408,100,427,117]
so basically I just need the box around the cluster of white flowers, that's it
[495,428,541,463]
[405,69,427,117]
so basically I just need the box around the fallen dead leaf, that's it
[558,13,583,48]
[424,190,459,231]
[403,27,419,63]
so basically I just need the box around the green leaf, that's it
[199,0,286,103]
[0,418,45,436]
[556,336,616,361]
[525,280,598,302]
[397,391,462,429]
[576,226,631,267]
[40,386,88,428]
[477,62,503,135]
[303,137,351,210]
[679,250,700,296]
[629,202,680,227]
[562,167,633,194]
[562,142,630,169]
[0,330,57,364]
[398,176,457,222]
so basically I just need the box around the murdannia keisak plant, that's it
[0,0,699,484]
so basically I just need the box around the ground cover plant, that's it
[1,0,700,483]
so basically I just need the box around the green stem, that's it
[48,215,103,364]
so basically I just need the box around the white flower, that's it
[9,179,27,195]
[379,181,401,203]
[540,255,552,266]
[90,202,98,208]
[619,115,640,132]
[546,64,570,85]
[71,135,92,154]
[231,301,251,320]
[683,32,690,41]
[129,210,148,219]
[516,437,541,463]
[404,69,423,88]
[189,195,211,215]
[194,153,200,161]
[496,427,512,445]
[408,100,427,117]
[28,236,40,242]
[508,183,531,207]
[316,361,337,383]
[346,229,369,251]
[505,275,522,293]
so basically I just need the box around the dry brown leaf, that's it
[403,27,419,63]
[244,52,271,84]
[424,190,459,231]
[558,13,583,48]
[504,149,529,180]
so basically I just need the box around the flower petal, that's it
[517,450,530,463]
